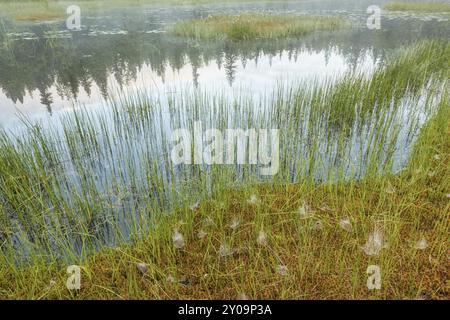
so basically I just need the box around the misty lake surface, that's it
[0,0,449,128]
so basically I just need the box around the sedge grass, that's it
[0,95,448,299]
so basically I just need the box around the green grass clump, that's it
[169,13,348,40]
[384,2,450,13]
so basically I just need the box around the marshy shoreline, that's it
[0,38,449,299]
[384,1,450,13]
[3,0,450,22]
[0,0,449,301]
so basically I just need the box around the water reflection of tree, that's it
[224,44,238,86]
[0,17,446,113]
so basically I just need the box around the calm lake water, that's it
[0,0,449,128]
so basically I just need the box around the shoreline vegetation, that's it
[1,0,289,22]
[384,2,450,13]
[168,14,347,40]
[0,40,448,299]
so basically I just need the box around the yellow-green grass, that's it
[0,95,448,299]
[0,1,65,22]
[384,2,450,13]
[0,42,450,299]
[169,13,348,40]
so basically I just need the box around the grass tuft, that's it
[169,13,348,40]
[384,1,450,13]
